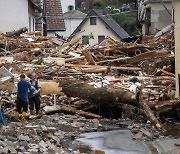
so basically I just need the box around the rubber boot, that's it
[30,110,35,115]
[21,112,26,121]
[36,110,39,115]
[14,112,19,121]
[94,150,105,154]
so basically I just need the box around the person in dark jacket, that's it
[29,73,41,115]
[15,74,31,121]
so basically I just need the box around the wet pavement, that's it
[78,130,180,154]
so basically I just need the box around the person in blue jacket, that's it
[15,74,31,121]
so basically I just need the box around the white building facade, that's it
[0,0,40,33]
[60,0,75,13]
[73,16,120,45]
[57,10,86,39]
[71,9,130,46]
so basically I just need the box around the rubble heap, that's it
[0,27,178,132]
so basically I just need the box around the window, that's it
[98,35,105,44]
[68,5,74,11]
[33,18,35,31]
[90,17,96,25]
[29,16,35,32]
[82,36,89,45]
[29,16,31,32]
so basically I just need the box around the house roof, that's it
[28,0,42,12]
[63,10,87,19]
[44,0,65,31]
[70,9,130,40]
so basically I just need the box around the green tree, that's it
[93,0,105,9]
[110,11,140,36]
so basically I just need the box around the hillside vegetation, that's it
[110,11,140,36]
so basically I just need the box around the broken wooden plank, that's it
[65,64,141,71]
[82,50,96,65]
[160,69,175,77]
[80,67,108,73]
[40,80,62,95]
[126,49,169,64]
[104,44,153,53]
[29,105,101,119]
[4,27,28,37]
[96,57,130,65]
[65,56,85,63]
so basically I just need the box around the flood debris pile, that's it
[0,28,178,136]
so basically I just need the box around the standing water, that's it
[77,130,151,154]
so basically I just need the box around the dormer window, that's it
[68,5,74,11]
[90,17,96,25]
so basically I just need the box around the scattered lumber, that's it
[0,27,178,131]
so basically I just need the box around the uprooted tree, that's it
[59,80,180,130]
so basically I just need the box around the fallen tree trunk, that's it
[59,80,178,115]
[59,80,138,107]
[59,80,168,129]
[60,80,169,129]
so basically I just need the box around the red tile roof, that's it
[44,0,65,31]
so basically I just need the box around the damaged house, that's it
[138,0,172,35]
[70,9,130,45]
[0,0,43,33]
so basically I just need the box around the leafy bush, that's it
[93,0,105,9]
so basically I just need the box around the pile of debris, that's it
[0,27,178,133]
